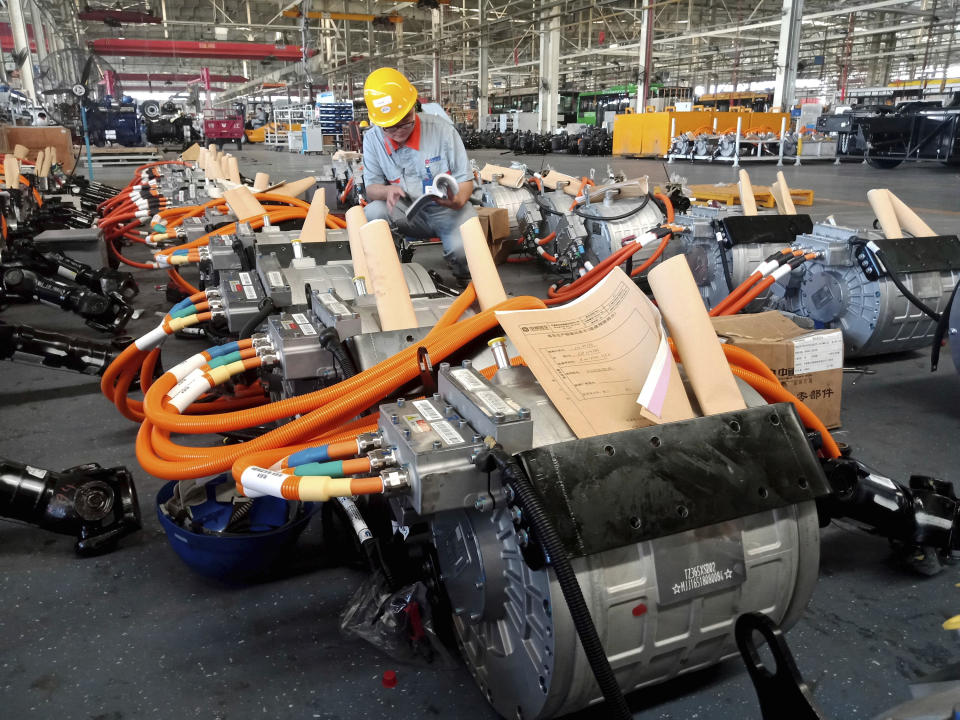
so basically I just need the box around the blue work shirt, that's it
[362,113,472,200]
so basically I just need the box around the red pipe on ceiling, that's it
[89,38,314,61]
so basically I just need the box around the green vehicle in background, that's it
[576,84,639,125]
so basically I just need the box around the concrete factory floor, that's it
[2,145,960,720]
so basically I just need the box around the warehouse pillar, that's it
[537,6,560,132]
[395,20,404,74]
[432,9,441,102]
[478,0,489,127]
[29,2,47,65]
[772,0,803,111]
[637,0,653,111]
[366,0,376,63]
[8,0,37,102]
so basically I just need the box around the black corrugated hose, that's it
[474,446,632,720]
[238,296,276,339]
[317,327,357,378]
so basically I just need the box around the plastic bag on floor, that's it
[339,571,457,668]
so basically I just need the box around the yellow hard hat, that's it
[364,68,417,127]
[359,120,369,128]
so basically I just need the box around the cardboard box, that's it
[475,206,515,264]
[711,311,844,429]
[0,125,76,174]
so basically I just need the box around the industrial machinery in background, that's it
[818,97,960,168]
[141,99,197,147]
[457,126,612,156]
[34,49,142,147]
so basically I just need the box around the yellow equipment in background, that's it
[612,110,791,157]
[245,122,303,143]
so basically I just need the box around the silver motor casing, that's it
[447,500,818,720]
[794,224,960,357]
[580,193,664,266]
[671,207,737,310]
[408,363,820,720]
[481,183,532,239]
[251,228,436,308]
[678,207,789,312]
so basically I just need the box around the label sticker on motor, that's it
[653,520,746,607]
[412,400,443,421]
[318,293,351,317]
[403,414,431,433]
[291,312,316,335]
[431,420,464,446]
[475,390,514,417]
[237,272,258,301]
[268,271,285,288]
[450,368,487,392]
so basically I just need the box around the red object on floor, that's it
[382,670,398,688]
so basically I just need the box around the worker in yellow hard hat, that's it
[359,120,369,128]
[361,67,476,281]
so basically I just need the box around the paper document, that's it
[495,268,694,438]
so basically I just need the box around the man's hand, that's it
[434,180,473,210]
[384,185,408,212]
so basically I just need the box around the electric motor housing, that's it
[480,183,532,240]
[380,362,826,720]
[670,208,736,309]
[793,225,960,357]
[579,195,664,265]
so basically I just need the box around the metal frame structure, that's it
[0,0,954,132]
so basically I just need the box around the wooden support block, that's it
[222,186,267,221]
[252,172,270,192]
[461,215,507,311]
[48,146,57,166]
[346,206,371,291]
[271,176,317,199]
[738,169,758,216]
[479,163,525,188]
[359,219,418,331]
[205,159,222,180]
[648,255,746,415]
[180,143,201,162]
[886,189,936,237]
[770,181,796,216]
[13,144,28,160]
[34,150,46,177]
[774,171,797,214]
[226,155,242,185]
[542,170,583,196]
[867,188,902,238]
[4,155,19,187]
[299,187,327,242]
